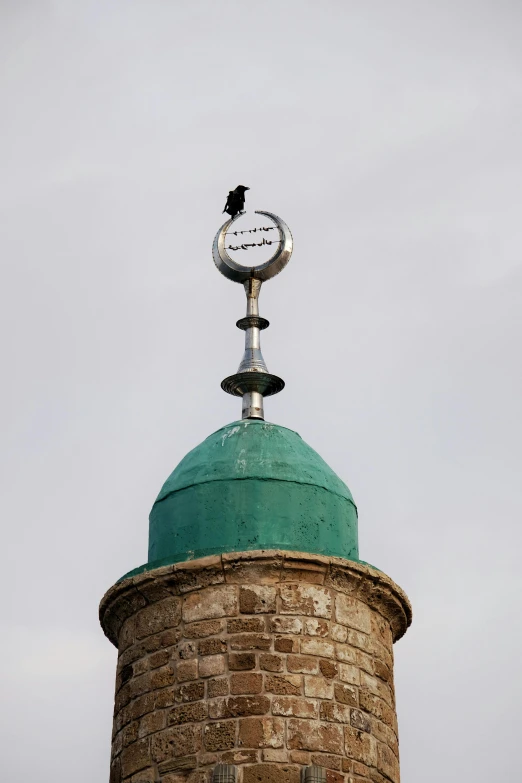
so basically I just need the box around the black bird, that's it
[223,185,250,218]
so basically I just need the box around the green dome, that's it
[125,420,359,578]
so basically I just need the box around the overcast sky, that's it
[1,1,521,780]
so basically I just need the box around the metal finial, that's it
[213,210,293,420]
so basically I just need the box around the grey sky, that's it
[1,1,521,780]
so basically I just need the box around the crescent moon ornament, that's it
[212,210,293,283]
[212,206,293,421]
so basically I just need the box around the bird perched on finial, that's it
[223,186,250,218]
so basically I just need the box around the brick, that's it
[178,641,197,659]
[263,749,288,762]
[229,653,256,670]
[183,620,224,638]
[152,726,202,762]
[167,702,207,725]
[335,595,371,634]
[139,711,166,738]
[198,638,227,656]
[225,695,271,717]
[238,717,285,748]
[360,672,393,707]
[275,637,298,653]
[338,663,360,685]
[157,756,197,775]
[199,655,225,678]
[230,634,271,651]
[321,701,352,723]
[300,638,335,659]
[331,623,347,643]
[319,659,338,679]
[176,682,205,703]
[280,585,332,618]
[239,585,277,613]
[208,678,229,698]
[289,750,311,764]
[325,771,344,783]
[221,749,258,764]
[374,659,393,685]
[129,693,155,721]
[356,650,374,676]
[177,660,198,682]
[270,617,303,635]
[135,599,181,640]
[334,683,358,708]
[352,761,371,777]
[287,655,318,674]
[182,586,238,623]
[121,738,150,778]
[265,674,302,695]
[303,618,329,637]
[310,753,342,770]
[371,613,393,650]
[346,629,370,652]
[122,721,139,747]
[351,709,372,733]
[272,696,318,719]
[243,764,300,783]
[336,644,357,664]
[228,618,265,633]
[287,719,343,754]
[358,692,396,732]
[344,727,377,766]
[130,766,157,783]
[149,650,170,670]
[230,672,263,694]
[259,653,284,672]
[304,676,333,700]
[150,665,176,690]
[203,721,236,751]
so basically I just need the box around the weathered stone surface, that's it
[287,655,318,674]
[198,638,227,656]
[150,664,176,690]
[360,672,393,707]
[176,682,205,703]
[208,677,229,698]
[221,749,258,764]
[338,663,360,685]
[350,709,372,733]
[272,696,318,719]
[183,620,224,638]
[225,695,271,717]
[139,711,166,738]
[182,586,238,623]
[334,683,358,708]
[177,659,198,682]
[199,655,225,678]
[178,641,197,659]
[263,748,288,762]
[280,585,332,618]
[304,676,333,700]
[287,719,343,754]
[289,750,310,764]
[152,725,202,761]
[265,674,302,695]
[230,672,263,694]
[259,653,284,672]
[377,741,399,783]
[310,752,341,770]
[303,618,330,637]
[335,595,371,634]
[344,727,377,766]
[168,702,208,726]
[230,634,272,651]
[240,585,277,614]
[358,692,396,732]
[300,638,335,659]
[321,701,353,725]
[228,618,265,633]
[229,653,256,670]
[274,637,298,653]
[243,764,300,783]
[203,721,235,751]
[319,659,338,679]
[270,617,302,635]
[238,718,285,748]
[136,600,181,640]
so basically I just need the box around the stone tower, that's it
[100,213,412,783]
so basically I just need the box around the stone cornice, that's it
[100,551,412,648]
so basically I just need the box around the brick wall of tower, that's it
[100,552,411,783]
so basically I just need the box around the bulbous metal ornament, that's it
[212,210,293,420]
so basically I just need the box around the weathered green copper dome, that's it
[124,419,358,578]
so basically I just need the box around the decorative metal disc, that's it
[213,210,293,283]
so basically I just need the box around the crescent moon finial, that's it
[212,209,293,420]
